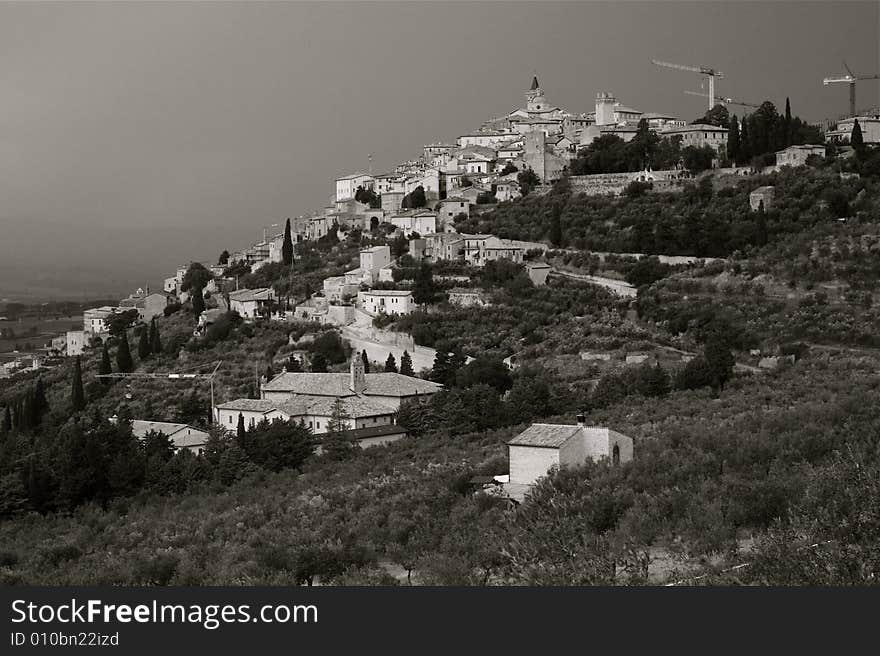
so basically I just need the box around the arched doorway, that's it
[612,444,620,466]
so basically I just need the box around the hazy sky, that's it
[0,1,877,299]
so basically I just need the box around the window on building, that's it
[613,444,620,466]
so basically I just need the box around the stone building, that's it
[750,186,775,211]
[507,416,633,488]
[775,144,826,168]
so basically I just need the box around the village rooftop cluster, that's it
[10,73,880,500]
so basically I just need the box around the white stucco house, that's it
[388,211,437,237]
[358,289,415,316]
[335,172,374,203]
[507,416,633,490]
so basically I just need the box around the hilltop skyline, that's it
[0,1,877,299]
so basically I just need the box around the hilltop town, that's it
[2,69,880,586]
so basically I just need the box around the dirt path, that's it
[549,268,637,298]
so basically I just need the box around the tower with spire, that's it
[526,75,548,113]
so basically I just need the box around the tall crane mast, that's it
[823,61,880,118]
[652,59,724,111]
[684,90,760,110]
[97,361,223,421]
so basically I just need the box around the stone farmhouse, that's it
[775,144,826,168]
[462,234,524,267]
[214,358,442,447]
[659,123,728,153]
[118,289,172,322]
[130,420,210,455]
[229,288,277,320]
[260,357,440,410]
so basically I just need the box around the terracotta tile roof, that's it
[130,420,209,448]
[508,423,581,448]
[215,394,397,420]
[509,424,616,448]
[215,398,278,413]
[262,372,442,397]
[361,290,412,297]
[295,395,395,419]
[229,288,274,302]
[262,374,354,396]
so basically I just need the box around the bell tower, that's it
[350,355,367,395]
[526,75,548,113]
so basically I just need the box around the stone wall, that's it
[569,170,691,196]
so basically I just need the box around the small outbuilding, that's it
[507,415,633,488]
[750,186,775,212]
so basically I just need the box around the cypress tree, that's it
[727,115,741,164]
[851,119,865,153]
[549,203,564,247]
[237,413,246,448]
[282,218,294,266]
[137,327,151,360]
[322,399,356,461]
[400,351,414,377]
[16,391,33,433]
[739,119,752,164]
[31,378,49,427]
[192,285,205,317]
[1,405,11,433]
[71,356,86,411]
[98,342,112,383]
[150,319,162,354]
[385,353,398,373]
[430,351,449,384]
[784,97,792,146]
[756,200,768,246]
[116,331,134,373]
[412,263,436,306]
[361,350,370,374]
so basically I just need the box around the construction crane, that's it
[652,59,724,111]
[97,361,223,420]
[823,61,880,118]
[684,90,760,110]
